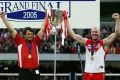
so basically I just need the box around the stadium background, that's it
[0,0,120,80]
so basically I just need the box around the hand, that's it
[112,13,120,20]
[0,12,6,18]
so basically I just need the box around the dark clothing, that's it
[18,68,40,80]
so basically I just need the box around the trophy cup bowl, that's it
[50,9,63,26]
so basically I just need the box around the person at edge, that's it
[66,13,120,80]
[0,12,47,80]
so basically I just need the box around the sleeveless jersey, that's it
[84,39,105,73]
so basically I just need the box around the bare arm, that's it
[103,33,117,46]
[103,13,120,46]
[0,12,17,38]
[37,16,47,39]
[67,20,87,46]
[113,13,120,35]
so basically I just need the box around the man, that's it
[67,13,120,80]
[0,12,46,80]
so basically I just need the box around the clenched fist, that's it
[112,13,120,20]
[0,12,6,18]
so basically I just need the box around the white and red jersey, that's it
[84,39,106,73]
[14,33,42,69]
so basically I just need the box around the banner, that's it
[0,0,99,29]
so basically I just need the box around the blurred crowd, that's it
[0,28,78,53]
[0,23,120,54]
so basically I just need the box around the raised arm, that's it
[103,13,120,46]
[113,13,120,35]
[0,12,17,38]
[67,20,87,46]
[37,16,47,39]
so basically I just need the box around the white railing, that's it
[0,73,120,77]
[1,54,120,61]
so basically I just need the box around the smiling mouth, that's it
[92,34,98,37]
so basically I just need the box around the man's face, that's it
[91,27,100,40]
[24,30,34,41]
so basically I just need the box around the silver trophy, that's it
[50,9,63,26]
